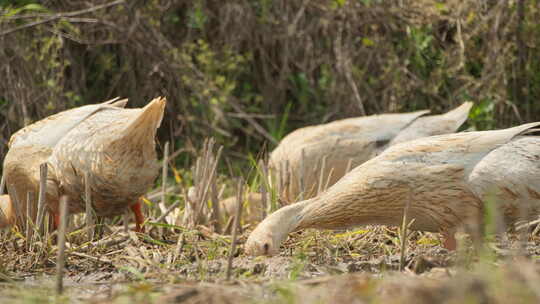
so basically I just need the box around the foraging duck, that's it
[246,122,540,255]
[2,97,128,229]
[1,97,165,232]
[269,102,473,203]
[220,192,264,224]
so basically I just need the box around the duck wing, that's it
[467,128,540,222]
[378,122,540,169]
[277,110,430,147]
[8,97,127,149]
[389,102,473,146]
[305,123,540,232]
[269,110,430,202]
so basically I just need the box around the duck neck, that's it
[260,199,316,247]
[295,179,409,230]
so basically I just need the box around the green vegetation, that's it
[2,1,540,303]
[1,1,540,164]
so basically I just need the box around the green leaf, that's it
[362,37,375,47]
[3,3,48,17]
[21,3,47,11]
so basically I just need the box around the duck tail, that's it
[124,97,166,145]
[100,96,129,108]
[441,101,473,128]
[513,122,540,137]
[0,195,14,229]
[110,98,129,108]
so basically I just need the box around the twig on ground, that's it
[70,251,113,264]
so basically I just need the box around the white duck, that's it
[1,97,165,232]
[1,97,128,229]
[269,102,473,203]
[246,122,540,255]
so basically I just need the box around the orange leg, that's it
[53,212,61,230]
[130,200,145,233]
[442,231,457,251]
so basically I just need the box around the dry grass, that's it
[0,140,540,303]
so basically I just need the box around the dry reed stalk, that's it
[146,185,179,202]
[223,216,234,235]
[155,200,180,223]
[276,162,283,199]
[35,163,48,235]
[159,141,170,217]
[235,180,244,234]
[78,234,128,251]
[181,186,192,227]
[157,141,170,238]
[317,155,327,195]
[0,174,5,195]
[56,196,69,295]
[226,179,244,281]
[185,148,204,227]
[194,142,215,222]
[532,219,540,236]
[399,190,414,272]
[7,184,23,230]
[70,251,113,264]
[516,218,540,232]
[41,213,50,258]
[148,200,180,234]
[298,148,306,201]
[258,159,269,219]
[173,233,185,263]
[345,158,354,173]
[218,184,226,199]
[517,197,530,256]
[84,172,94,241]
[25,191,35,251]
[323,167,335,193]
[210,182,221,234]
[191,139,223,228]
[282,160,291,205]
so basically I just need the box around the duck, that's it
[1,97,128,229]
[220,192,264,224]
[1,97,165,232]
[269,102,473,203]
[245,122,540,255]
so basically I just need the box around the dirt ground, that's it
[1,223,540,304]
